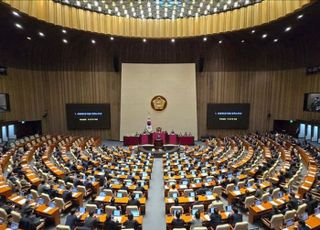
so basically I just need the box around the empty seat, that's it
[56,225,71,230]
[85,204,98,212]
[244,196,256,209]
[284,210,296,222]
[234,222,249,230]
[216,224,231,230]
[213,186,223,196]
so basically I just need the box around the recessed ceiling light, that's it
[62,29,67,34]
[251,30,256,34]
[26,36,31,41]
[273,38,278,43]
[241,40,245,43]
[219,40,223,44]
[110,37,114,41]
[297,14,303,19]
[91,39,96,44]
[203,37,207,42]
[38,32,45,37]
[171,38,175,43]
[285,26,292,32]
[262,34,268,39]
[15,23,23,29]
[62,39,68,44]
[143,38,147,42]
[12,11,20,17]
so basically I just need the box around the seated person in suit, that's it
[169,184,178,193]
[288,192,299,210]
[209,208,222,229]
[0,195,13,214]
[20,200,33,216]
[104,215,121,230]
[19,209,43,230]
[127,194,141,207]
[135,182,145,193]
[65,208,79,230]
[172,211,185,228]
[190,211,203,229]
[229,208,243,227]
[196,184,208,195]
[62,185,73,202]
[123,213,139,230]
[298,220,311,230]
[77,210,98,230]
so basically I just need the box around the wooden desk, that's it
[284,214,320,230]
[35,204,60,225]
[80,212,143,224]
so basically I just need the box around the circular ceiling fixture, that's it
[54,0,264,19]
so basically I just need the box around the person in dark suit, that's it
[20,200,33,216]
[62,185,73,202]
[127,194,141,207]
[288,193,299,210]
[229,208,243,227]
[104,215,121,230]
[47,185,58,199]
[65,209,79,230]
[19,209,42,230]
[123,213,139,230]
[78,210,97,230]
[196,184,207,195]
[208,208,222,229]
[298,220,311,230]
[135,182,145,193]
[171,211,185,228]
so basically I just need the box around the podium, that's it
[152,132,166,144]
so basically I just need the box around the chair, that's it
[0,208,8,221]
[58,179,66,186]
[192,204,205,213]
[40,193,51,205]
[85,204,98,213]
[213,186,223,196]
[284,210,296,222]
[11,210,21,223]
[102,189,113,196]
[173,229,187,230]
[77,185,88,197]
[105,205,116,216]
[170,206,184,215]
[296,203,307,217]
[54,197,72,212]
[234,222,249,230]
[184,189,194,197]
[31,189,39,200]
[56,225,71,230]
[271,188,280,199]
[225,184,235,194]
[244,196,256,209]
[261,193,270,202]
[237,181,245,189]
[193,227,208,230]
[216,224,231,230]
[168,190,179,198]
[270,214,284,230]
[67,182,74,188]
[125,205,139,215]
[118,190,129,197]
[132,191,143,197]
[208,202,224,212]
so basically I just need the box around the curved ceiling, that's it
[3,0,312,38]
[53,0,263,19]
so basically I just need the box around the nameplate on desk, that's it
[247,188,255,192]
[167,198,174,203]
[43,207,53,213]
[0,185,8,188]
[270,201,277,206]
[203,214,210,221]
[188,197,195,202]
[316,213,320,219]
[256,205,266,211]
[95,196,105,201]
[206,195,214,200]
[277,199,285,204]
[233,191,241,196]
[11,196,20,201]
[179,185,187,189]
[18,198,27,205]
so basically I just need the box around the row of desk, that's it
[123,134,195,146]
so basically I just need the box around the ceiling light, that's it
[297,14,303,19]
[203,37,207,42]
[62,39,68,44]
[143,38,147,43]
[15,23,23,29]
[171,38,175,43]
[91,39,96,44]
[262,34,268,39]
[241,40,245,43]
[26,36,31,40]
[251,30,256,34]
[110,37,114,41]
[62,29,67,33]
[219,40,223,44]
[38,32,45,37]
[273,38,278,43]
[12,11,20,17]
[285,26,292,32]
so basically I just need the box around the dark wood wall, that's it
[1,3,320,139]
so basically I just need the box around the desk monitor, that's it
[134,193,141,199]
[113,210,121,217]
[286,219,294,227]
[206,191,213,196]
[209,207,215,214]
[278,192,283,198]
[49,202,55,208]
[206,178,212,182]
[72,188,78,193]
[255,200,262,206]
[10,222,19,230]
[117,193,123,198]
[268,197,273,202]
[191,209,198,216]
[189,192,195,197]
[182,180,188,185]
[99,192,106,197]
[302,212,308,221]
[172,193,178,198]
[315,207,320,215]
[37,198,44,205]
[226,205,233,212]
[131,210,139,217]
[79,207,85,214]
[27,194,33,200]
[96,209,102,215]
[234,186,239,191]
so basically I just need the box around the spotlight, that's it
[219,40,223,44]
[241,40,245,43]
[297,14,303,19]
[15,23,23,29]
[251,30,256,34]
[62,39,68,44]
[262,34,268,39]
[91,39,96,44]
[38,32,45,37]
[143,38,147,42]
[171,38,175,43]
[12,11,20,17]
[62,29,67,33]
[26,36,31,40]
[273,38,278,43]
[285,26,292,32]
[110,37,114,41]
[203,37,207,42]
